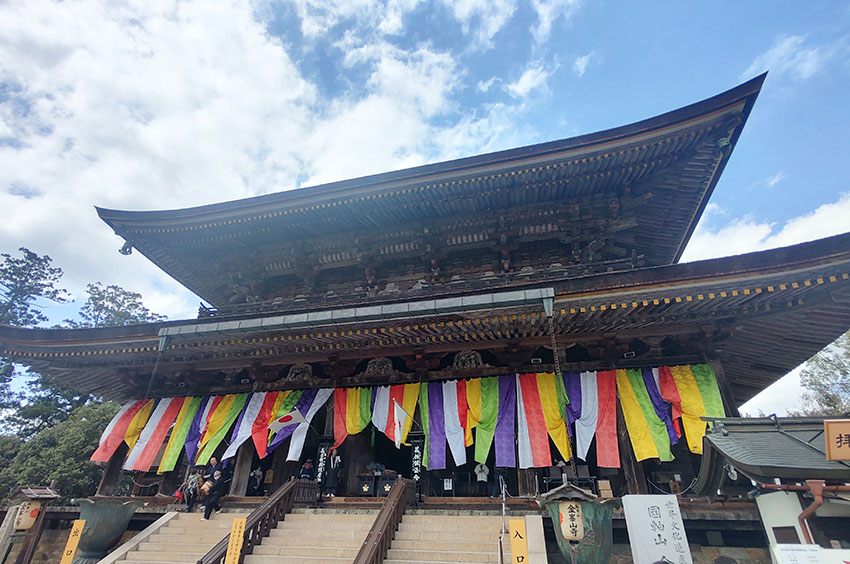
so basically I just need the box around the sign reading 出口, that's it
[622,495,693,564]
[824,419,850,461]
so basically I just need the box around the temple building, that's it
[3,73,850,558]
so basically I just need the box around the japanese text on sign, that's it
[623,495,693,564]
[824,419,850,461]
[224,518,246,564]
[558,501,584,541]
[316,445,328,484]
[59,520,85,564]
[508,518,529,563]
[411,443,422,482]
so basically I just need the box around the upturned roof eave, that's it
[95,73,766,231]
[2,225,847,350]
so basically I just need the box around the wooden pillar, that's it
[229,442,254,496]
[710,359,740,417]
[517,469,537,497]
[344,432,373,494]
[617,392,647,494]
[96,442,129,496]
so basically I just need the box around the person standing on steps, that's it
[202,470,227,520]
[299,459,315,480]
[474,462,489,496]
[184,469,202,512]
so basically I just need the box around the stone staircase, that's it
[116,511,251,564]
[384,511,511,564]
[243,507,378,564]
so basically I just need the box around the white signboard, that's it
[771,544,823,564]
[623,495,693,564]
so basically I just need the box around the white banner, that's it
[622,494,693,564]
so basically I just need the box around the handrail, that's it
[197,477,317,564]
[352,477,415,564]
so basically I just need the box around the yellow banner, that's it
[225,517,246,564]
[508,518,529,564]
[59,520,85,564]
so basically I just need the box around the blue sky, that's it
[1,1,849,413]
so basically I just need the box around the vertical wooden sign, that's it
[508,518,529,564]
[59,520,85,564]
[224,517,246,564]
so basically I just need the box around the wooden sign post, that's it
[224,518,246,564]
[508,518,529,564]
[824,419,850,461]
[59,520,85,564]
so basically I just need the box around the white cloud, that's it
[444,0,517,50]
[529,0,581,44]
[742,35,827,80]
[572,51,596,77]
[0,0,534,322]
[506,62,550,98]
[477,76,497,92]
[680,192,850,262]
[762,171,787,188]
[740,366,803,416]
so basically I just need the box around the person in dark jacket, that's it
[202,470,228,520]
[299,459,315,480]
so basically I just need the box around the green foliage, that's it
[798,330,850,416]
[1,375,95,439]
[64,282,166,328]
[0,402,120,503]
[0,248,68,327]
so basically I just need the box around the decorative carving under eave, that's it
[250,362,280,383]
[287,363,313,380]
[452,350,487,370]
[364,357,394,379]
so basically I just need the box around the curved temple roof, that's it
[97,75,766,308]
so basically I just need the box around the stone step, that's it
[397,522,502,535]
[250,545,361,559]
[134,550,212,560]
[282,513,376,523]
[389,538,507,553]
[394,528,499,543]
[244,555,353,564]
[268,525,372,539]
[386,548,502,563]
[136,543,217,554]
[146,533,226,545]
[261,535,363,548]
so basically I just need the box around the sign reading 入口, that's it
[824,419,850,461]
[623,495,693,564]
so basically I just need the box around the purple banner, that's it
[427,381,446,470]
[494,374,516,468]
[642,369,678,445]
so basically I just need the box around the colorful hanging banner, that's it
[183,396,211,466]
[595,370,619,468]
[157,396,202,473]
[616,369,674,462]
[642,369,679,446]
[250,391,282,459]
[90,399,149,463]
[666,364,724,454]
[196,394,249,465]
[222,392,268,460]
[332,387,373,449]
[419,381,445,470]
[371,383,420,447]
[516,373,571,468]
[123,397,184,471]
[286,388,333,461]
[268,389,314,454]
[442,380,468,466]
[122,399,155,452]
